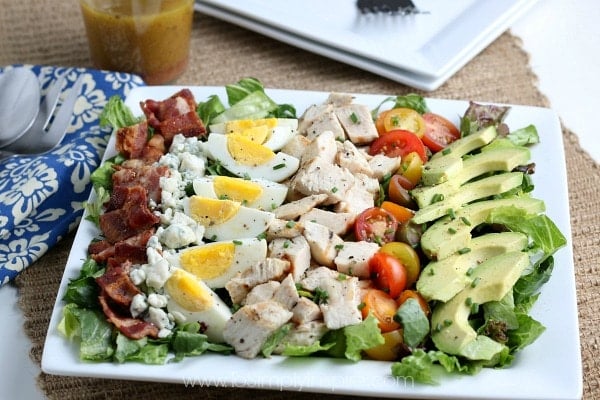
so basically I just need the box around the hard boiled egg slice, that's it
[168,237,267,288]
[184,195,275,241]
[206,133,299,182]
[192,175,288,211]
[210,118,298,151]
[164,268,232,343]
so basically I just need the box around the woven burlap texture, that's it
[2,2,598,399]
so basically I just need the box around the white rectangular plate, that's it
[194,0,538,90]
[42,86,581,399]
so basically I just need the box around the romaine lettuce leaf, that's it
[343,314,385,362]
[59,303,114,361]
[99,95,139,129]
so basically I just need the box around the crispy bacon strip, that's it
[90,229,154,264]
[99,186,159,243]
[98,293,159,339]
[140,88,206,146]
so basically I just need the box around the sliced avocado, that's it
[412,172,524,224]
[412,146,531,207]
[420,197,544,260]
[422,126,498,185]
[430,250,529,359]
[417,231,528,302]
[430,126,498,161]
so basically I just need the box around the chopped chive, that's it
[447,227,457,234]
[331,186,339,193]
[447,208,456,219]
[273,163,286,170]
[442,148,452,155]
[470,277,481,288]
[357,302,366,310]
[350,112,360,124]
[428,268,435,276]
[458,247,471,254]
[466,267,474,276]
[335,243,344,251]
[465,297,473,306]
[460,216,471,226]
[285,220,296,229]
[337,273,347,281]
[256,232,267,240]
[283,240,291,249]
[232,240,242,245]
[443,319,453,327]
[431,193,445,204]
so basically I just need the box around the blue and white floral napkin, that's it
[0,64,145,286]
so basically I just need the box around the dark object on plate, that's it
[356,0,419,15]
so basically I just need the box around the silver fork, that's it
[356,0,420,15]
[0,74,85,160]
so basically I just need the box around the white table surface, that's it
[2,1,598,399]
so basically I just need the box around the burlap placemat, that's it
[2,3,598,399]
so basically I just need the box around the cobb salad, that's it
[59,78,566,384]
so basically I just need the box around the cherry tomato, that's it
[375,108,426,138]
[421,112,461,153]
[361,288,401,333]
[369,252,408,298]
[354,207,398,244]
[369,129,428,163]
[380,201,414,225]
[387,175,417,208]
[398,151,423,187]
[397,289,430,317]
[363,329,407,361]
[379,241,421,288]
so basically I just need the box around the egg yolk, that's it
[188,196,240,226]
[226,118,277,140]
[179,242,235,281]
[212,176,263,204]
[226,134,275,166]
[165,269,213,312]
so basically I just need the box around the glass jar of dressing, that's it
[79,0,194,84]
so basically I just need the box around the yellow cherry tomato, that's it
[376,108,426,138]
[398,151,423,188]
[379,241,421,289]
[363,329,405,361]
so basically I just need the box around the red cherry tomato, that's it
[421,112,461,153]
[369,252,408,298]
[355,207,398,244]
[369,129,428,163]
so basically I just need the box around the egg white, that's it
[209,118,298,151]
[192,176,288,210]
[167,294,232,343]
[183,196,275,241]
[168,237,268,288]
[206,133,300,182]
